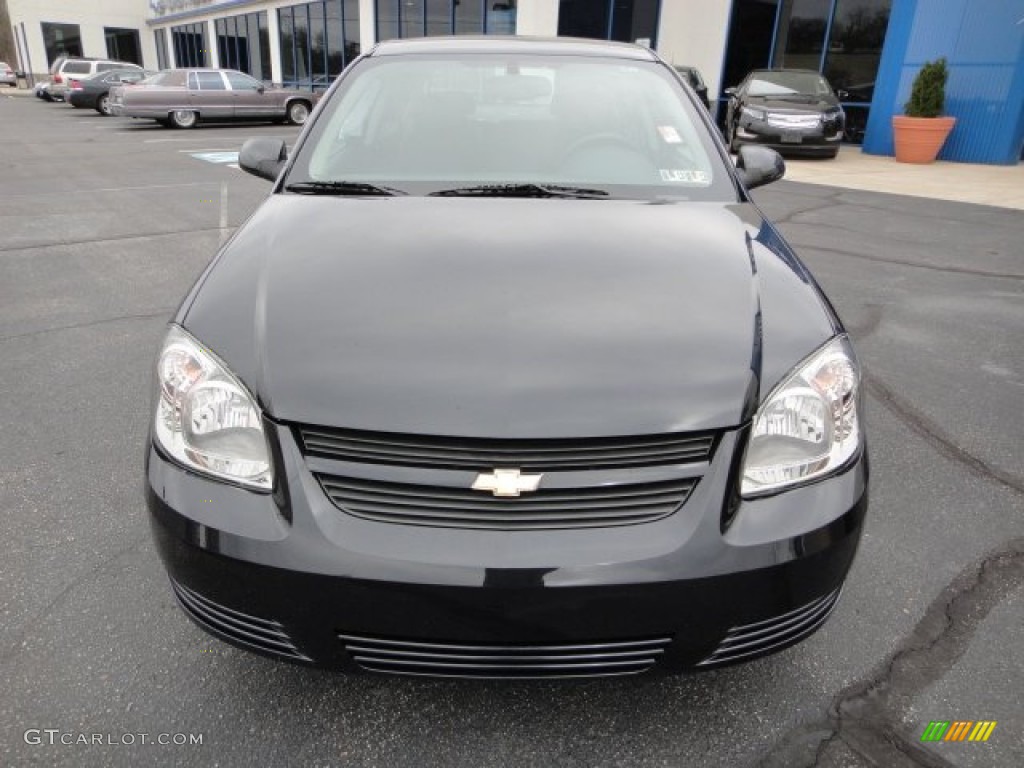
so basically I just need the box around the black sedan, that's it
[68,68,154,115]
[673,65,710,110]
[725,69,846,157]
[146,37,867,678]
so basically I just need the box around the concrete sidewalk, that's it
[783,145,1024,210]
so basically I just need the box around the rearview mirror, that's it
[239,138,287,182]
[735,145,785,190]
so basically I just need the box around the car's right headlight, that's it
[153,325,273,490]
[741,106,766,121]
[740,336,861,497]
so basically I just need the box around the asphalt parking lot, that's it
[2,94,1022,768]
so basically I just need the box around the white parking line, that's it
[219,181,229,243]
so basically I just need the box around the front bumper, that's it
[736,116,844,155]
[146,424,867,677]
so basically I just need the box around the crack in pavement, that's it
[0,225,230,253]
[0,309,175,343]
[866,374,1024,496]
[761,193,844,226]
[758,538,1024,768]
[786,243,1024,282]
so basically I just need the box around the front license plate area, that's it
[780,133,802,144]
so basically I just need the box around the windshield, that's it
[747,71,833,98]
[288,54,734,200]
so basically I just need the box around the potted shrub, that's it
[893,57,956,164]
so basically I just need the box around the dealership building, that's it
[4,0,1022,164]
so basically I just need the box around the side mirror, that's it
[836,89,849,100]
[256,84,265,94]
[736,145,785,190]
[724,87,738,99]
[239,137,287,182]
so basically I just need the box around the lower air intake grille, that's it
[171,580,309,662]
[317,475,696,530]
[697,587,843,668]
[338,633,672,678]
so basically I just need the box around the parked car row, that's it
[33,56,317,128]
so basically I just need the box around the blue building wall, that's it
[862,0,1024,164]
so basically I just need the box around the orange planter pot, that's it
[892,115,957,164]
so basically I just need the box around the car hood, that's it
[180,196,838,437]
[746,94,840,113]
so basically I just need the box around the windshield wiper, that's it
[430,183,609,199]
[284,181,405,196]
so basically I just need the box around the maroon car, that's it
[109,68,315,128]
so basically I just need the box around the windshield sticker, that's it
[657,125,682,144]
[660,169,710,185]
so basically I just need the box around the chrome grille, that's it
[297,425,716,471]
[697,587,842,667]
[171,580,309,662]
[766,113,821,129]
[338,633,672,678]
[316,474,696,529]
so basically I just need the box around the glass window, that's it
[454,0,484,35]
[257,12,271,79]
[41,22,83,66]
[152,70,186,87]
[62,61,91,74]
[343,0,361,64]
[155,29,170,70]
[294,54,732,201]
[196,71,226,89]
[487,2,517,35]
[773,0,831,70]
[280,9,295,83]
[226,71,261,89]
[294,5,311,86]
[172,23,208,67]
[746,70,834,96]
[310,2,328,83]
[104,27,142,64]
[326,0,344,79]
[282,2,360,90]
[557,0,609,39]
[376,1,400,41]
[557,1,650,45]
[376,1,511,38]
[425,0,452,37]
[823,0,891,97]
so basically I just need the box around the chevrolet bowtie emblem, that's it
[471,468,543,497]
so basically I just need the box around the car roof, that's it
[370,35,657,61]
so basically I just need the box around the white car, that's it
[0,62,16,87]
[48,56,142,100]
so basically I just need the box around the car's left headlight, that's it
[153,325,273,490]
[741,106,766,121]
[740,336,861,497]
